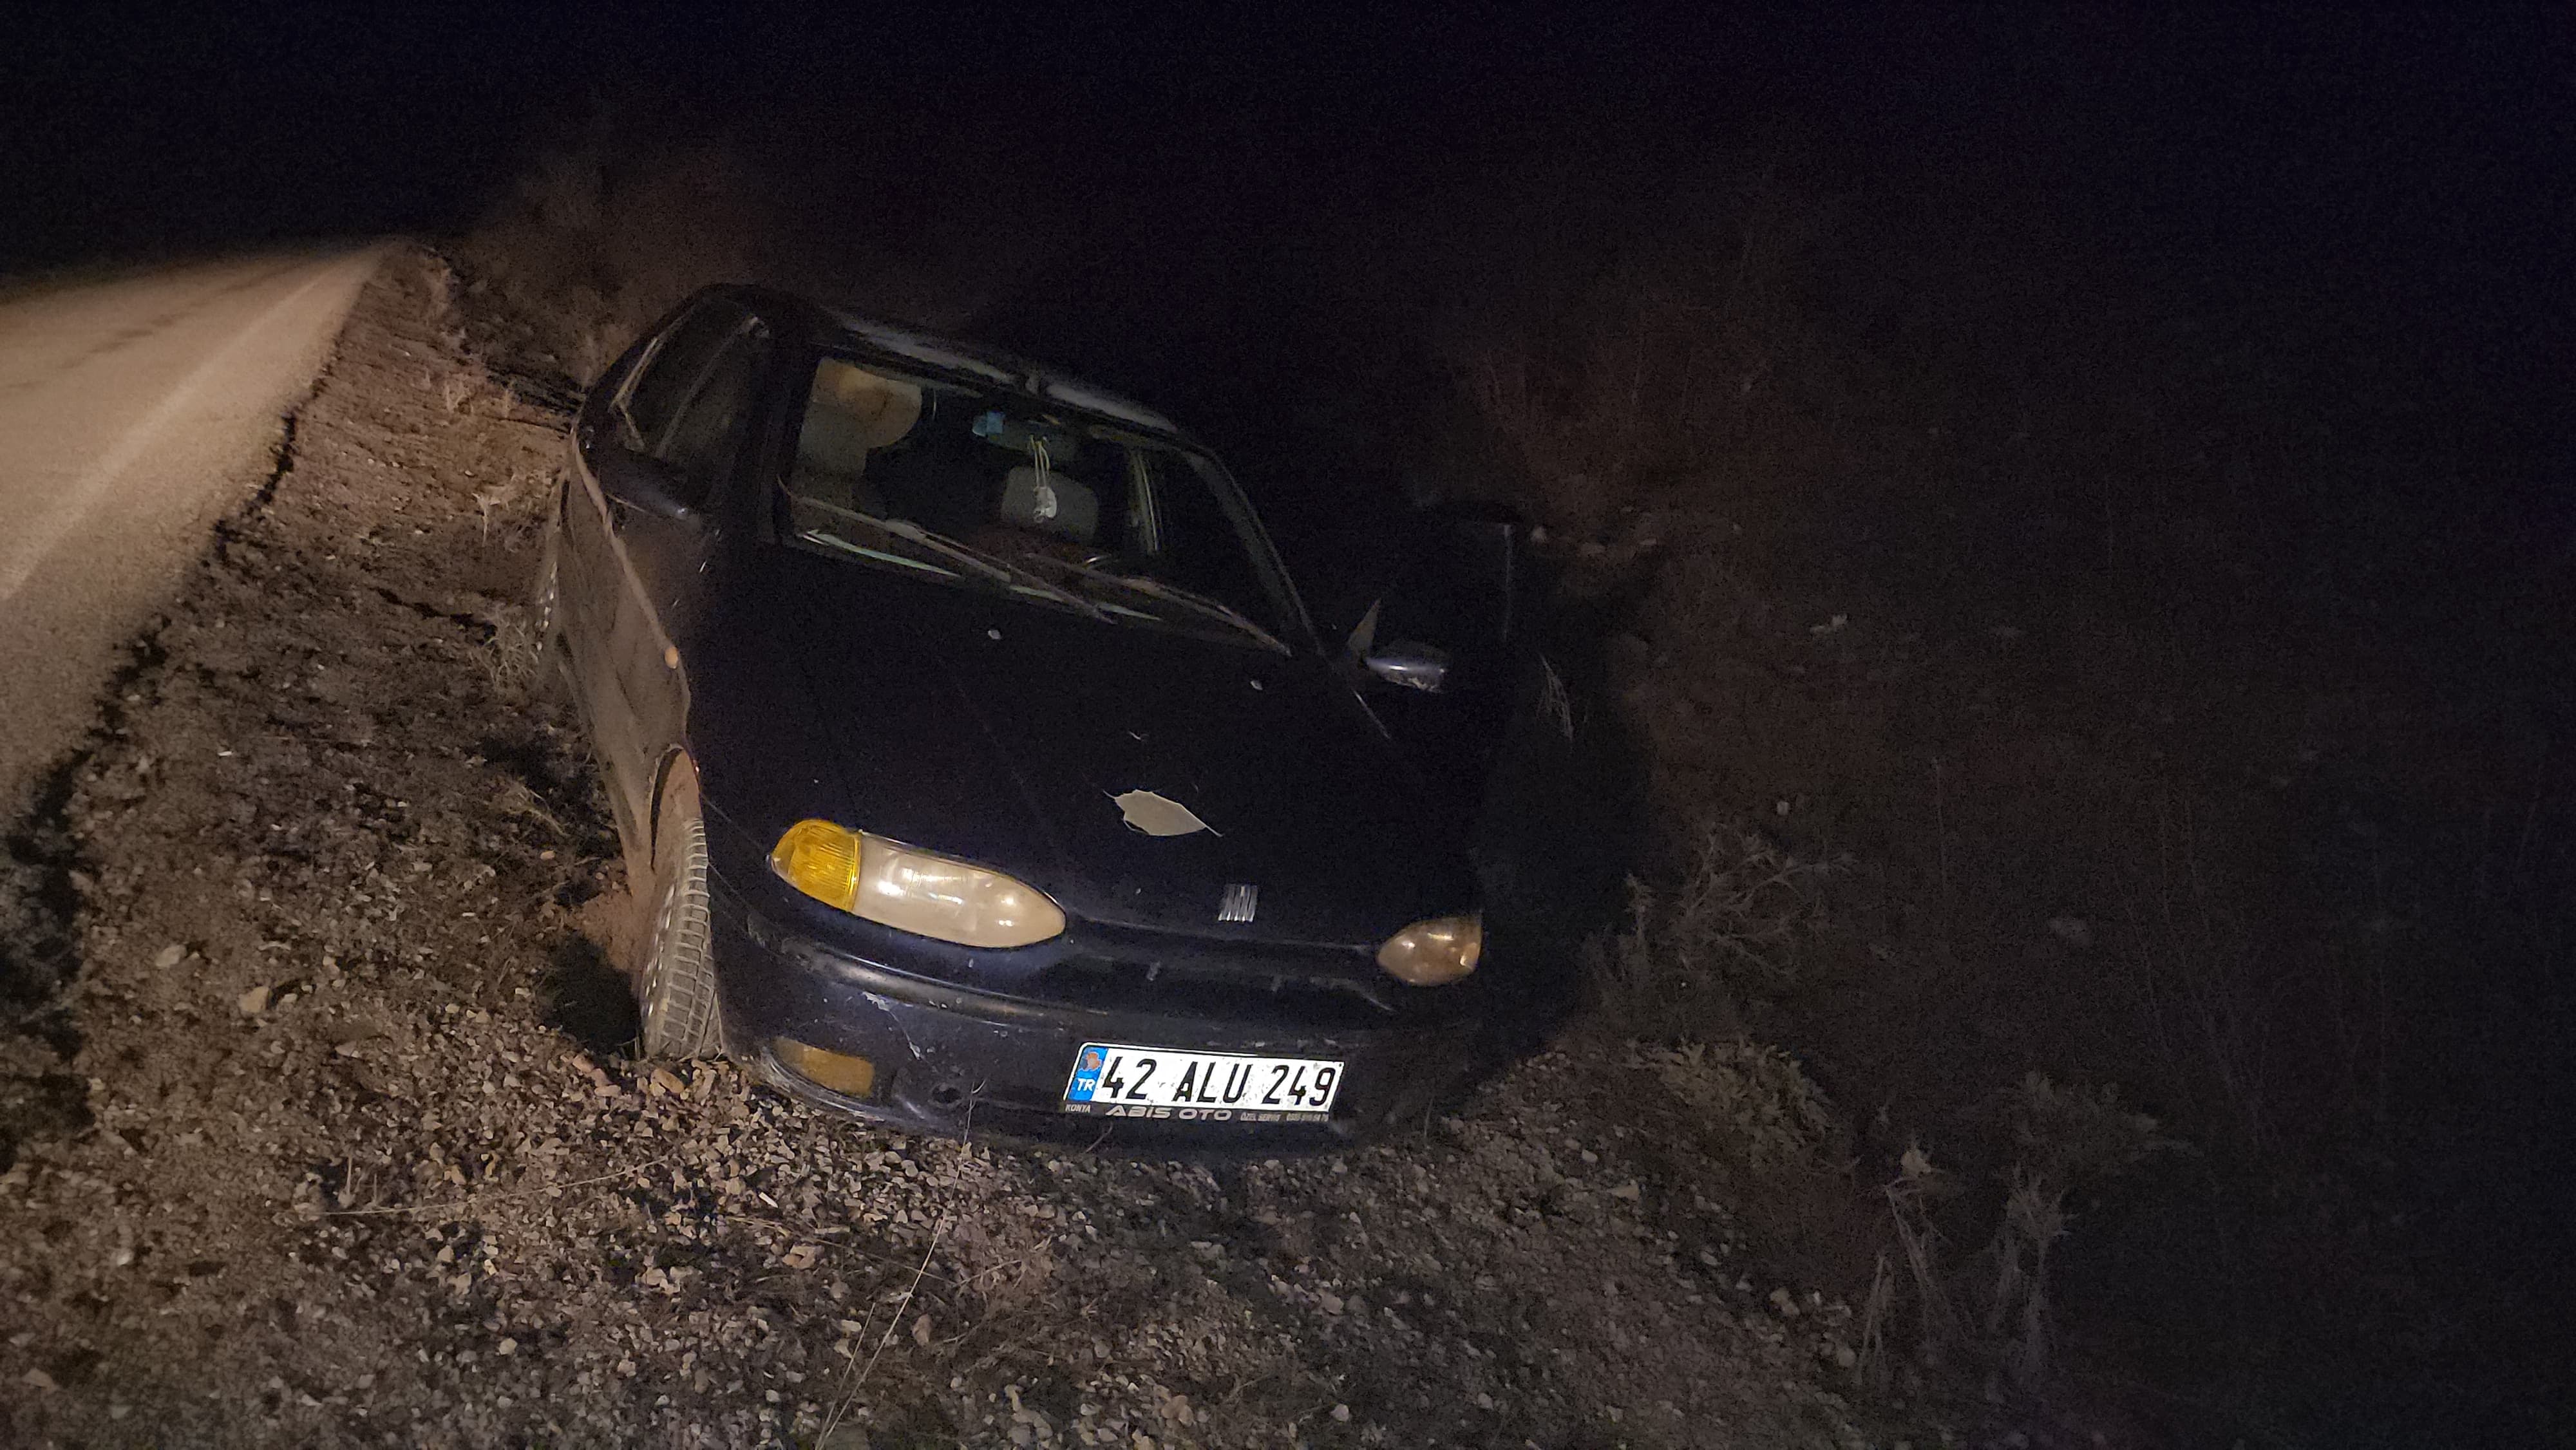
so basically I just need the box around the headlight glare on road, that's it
[1376,914,1482,985]
[770,819,1065,948]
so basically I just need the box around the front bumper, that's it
[707,876,1483,1147]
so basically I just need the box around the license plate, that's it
[1061,1042,1343,1122]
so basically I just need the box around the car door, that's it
[566,300,750,840]
[611,310,774,785]
[564,337,658,812]
[1345,504,1536,811]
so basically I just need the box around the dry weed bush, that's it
[454,117,1048,398]
[2004,1071,2176,1185]
[459,141,780,384]
[1872,1146,1965,1387]
[940,1209,1066,1341]
[1587,816,1828,1038]
[2114,792,2286,1157]
[1984,1075,2176,1389]
[1868,1077,2178,1395]
[1638,1039,1838,1174]
[439,370,484,415]
[1589,816,1847,1225]
[482,604,544,699]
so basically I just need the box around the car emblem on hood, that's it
[1217,883,1259,923]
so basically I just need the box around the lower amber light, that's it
[772,1038,877,1097]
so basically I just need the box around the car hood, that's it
[743,552,1474,946]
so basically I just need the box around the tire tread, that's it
[639,814,722,1059]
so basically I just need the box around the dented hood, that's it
[746,551,1474,946]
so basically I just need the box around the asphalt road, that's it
[0,248,379,816]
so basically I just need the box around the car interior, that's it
[781,356,1287,643]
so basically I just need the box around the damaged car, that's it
[535,285,1553,1143]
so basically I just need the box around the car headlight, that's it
[769,819,1065,948]
[1376,913,1482,985]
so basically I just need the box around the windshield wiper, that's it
[869,519,1113,623]
[782,489,1112,621]
[871,518,1015,585]
[1018,557,1290,654]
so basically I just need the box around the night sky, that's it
[9,8,2566,538]
[8,7,2568,309]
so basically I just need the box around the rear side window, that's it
[622,305,772,510]
[621,305,738,449]
[656,323,771,494]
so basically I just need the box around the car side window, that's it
[620,305,739,453]
[1148,453,1283,630]
[652,321,772,504]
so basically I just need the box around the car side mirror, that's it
[601,450,697,523]
[1358,503,1524,674]
[1364,639,1452,693]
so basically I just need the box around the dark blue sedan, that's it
[536,285,1548,1144]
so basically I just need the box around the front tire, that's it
[637,806,723,1059]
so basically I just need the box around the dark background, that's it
[6,6,2566,569]
[6,5,2573,1444]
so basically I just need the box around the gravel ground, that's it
[0,249,1958,1448]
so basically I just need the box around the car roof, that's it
[712,285,1185,440]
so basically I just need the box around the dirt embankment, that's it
[0,250,1956,1446]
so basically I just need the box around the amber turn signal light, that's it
[772,1038,877,1098]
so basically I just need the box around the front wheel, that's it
[636,805,723,1059]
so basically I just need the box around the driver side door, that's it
[569,299,768,844]
[1344,504,1537,813]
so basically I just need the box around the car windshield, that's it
[777,355,1296,653]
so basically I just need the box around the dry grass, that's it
[1871,1078,2177,1393]
[1986,1166,2067,1390]
[2004,1071,2177,1185]
[483,603,544,698]
[2114,793,2283,1156]
[455,140,799,386]
[1589,816,1828,1037]
[1637,1039,1838,1174]
[1855,1249,1900,1393]
[439,370,483,415]
[1987,1075,2174,1389]
[1879,1145,1966,1375]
